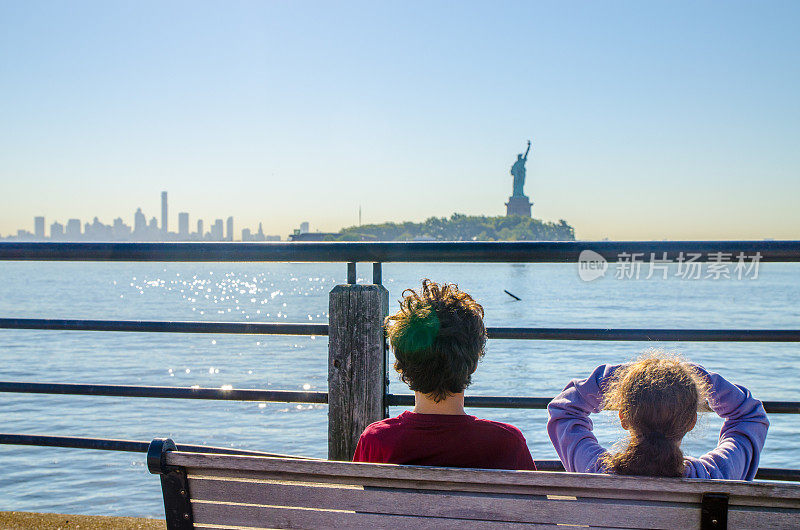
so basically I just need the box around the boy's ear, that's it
[688,412,697,432]
[618,410,630,431]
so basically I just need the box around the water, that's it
[0,261,798,517]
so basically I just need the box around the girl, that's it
[547,354,768,479]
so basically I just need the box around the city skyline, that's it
[4,191,283,242]
[1,2,798,241]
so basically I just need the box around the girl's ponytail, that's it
[601,354,708,477]
[605,431,685,477]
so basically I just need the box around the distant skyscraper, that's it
[226,216,234,241]
[148,217,159,240]
[86,217,112,240]
[112,217,131,240]
[134,208,146,235]
[196,219,204,239]
[161,191,168,234]
[178,212,189,238]
[299,221,310,234]
[66,219,81,239]
[211,219,224,240]
[34,216,45,238]
[241,228,251,241]
[50,221,64,240]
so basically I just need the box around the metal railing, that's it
[0,381,797,414]
[3,317,800,341]
[1,241,799,481]
[0,433,315,458]
[1,240,799,262]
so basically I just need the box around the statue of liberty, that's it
[510,140,531,197]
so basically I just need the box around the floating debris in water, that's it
[504,289,521,301]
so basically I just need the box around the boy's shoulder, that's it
[361,415,405,436]
[472,417,526,434]
[470,417,528,443]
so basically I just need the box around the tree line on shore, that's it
[331,214,575,241]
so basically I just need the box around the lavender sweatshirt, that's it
[547,364,769,480]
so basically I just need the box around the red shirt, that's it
[353,411,536,471]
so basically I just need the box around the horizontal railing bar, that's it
[0,318,327,336]
[1,241,799,263]
[0,383,796,414]
[0,434,318,459]
[0,381,800,414]
[758,401,800,414]
[0,382,328,403]
[0,433,796,482]
[534,460,565,472]
[488,328,800,342]
[2,318,798,342]
[386,394,800,414]
[754,468,800,482]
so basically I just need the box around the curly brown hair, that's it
[386,279,487,403]
[600,353,710,477]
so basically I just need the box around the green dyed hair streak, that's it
[394,308,440,357]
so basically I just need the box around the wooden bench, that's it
[147,438,800,529]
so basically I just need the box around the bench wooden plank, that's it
[727,507,800,529]
[190,501,582,529]
[187,476,703,528]
[183,467,710,507]
[184,467,800,509]
[166,452,800,505]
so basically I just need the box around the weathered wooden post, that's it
[327,265,389,461]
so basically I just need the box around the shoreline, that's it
[0,512,164,529]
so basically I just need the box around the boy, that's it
[353,279,535,470]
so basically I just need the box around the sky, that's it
[1,1,798,240]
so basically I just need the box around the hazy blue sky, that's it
[1,1,798,240]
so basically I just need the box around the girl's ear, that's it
[618,410,630,431]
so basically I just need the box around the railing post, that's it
[327,282,389,461]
